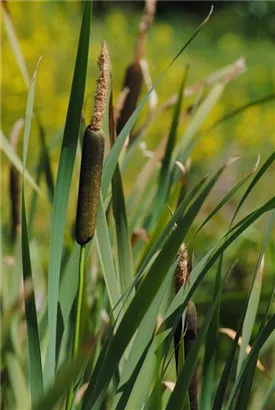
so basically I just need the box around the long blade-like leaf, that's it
[21,59,44,407]
[166,293,220,410]
[45,0,92,385]
[231,152,275,225]
[153,68,188,220]
[95,194,120,313]
[0,130,43,195]
[199,256,223,410]
[225,314,275,410]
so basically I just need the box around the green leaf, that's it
[175,81,225,167]
[112,162,134,294]
[2,5,30,87]
[137,174,208,277]
[237,257,266,375]
[231,152,275,225]
[235,355,258,410]
[235,210,275,407]
[114,339,153,410]
[108,85,134,296]
[125,330,170,410]
[161,197,275,383]
[206,93,275,133]
[166,293,220,410]
[95,194,120,313]
[153,67,188,221]
[21,58,44,407]
[199,256,223,410]
[28,147,48,233]
[59,244,81,324]
[194,156,260,237]
[3,6,55,204]
[6,353,30,410]
[225,314,275,410]
[0,130,43,196]
[212,206,275,410]
[113,267,175,409]
[45,0,92,385]
[34,344,96,410]
[82,158,231,409]
[38,124,55,204]
[260,375,275,410]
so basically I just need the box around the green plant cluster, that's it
[1,2,275,410]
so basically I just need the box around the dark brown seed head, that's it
[75,43,109,246]
[116,62,143,138]
[75,127,105,245]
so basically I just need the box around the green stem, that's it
[65,244,86,410]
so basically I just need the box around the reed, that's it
[66,42,109,410]
[116,0,156,142]
[75,42,109,246]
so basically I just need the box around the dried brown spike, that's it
[135,0,157,62]
[2,0,10,15]
[90,41,109,132]
[116,62,143,138]
[174,243,189,293]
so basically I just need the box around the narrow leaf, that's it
[21,59,44,407]
[45,0,92,385]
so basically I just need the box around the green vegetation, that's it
[1,1,275,410]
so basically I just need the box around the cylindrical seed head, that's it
[75,127,105,245]
[116,62,143,138]
[75,42,109,245]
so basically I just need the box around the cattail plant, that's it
[116,0,156,142]
[75,42,109,246]
[66,42,109,410]
[174,243,198,410]
[184,301,198,410]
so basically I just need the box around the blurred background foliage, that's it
[1,1,274,298]
[2,1,274,159]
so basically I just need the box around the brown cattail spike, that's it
[75,127,105,245]
[116,62,143,137]
[184,301,198,410]
[75,43,109,245]
[174,243,189,293]
[90,41,109,132]
[116,0,156,142]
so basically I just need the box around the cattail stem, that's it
[65,244,86,410]
[135,0,156,62]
